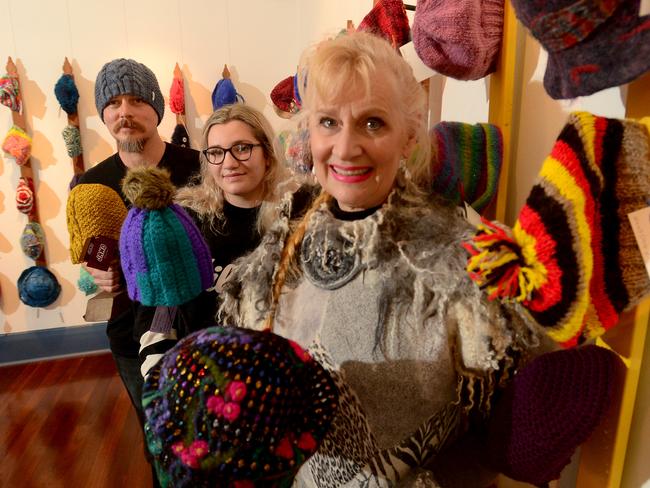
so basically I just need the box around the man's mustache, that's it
[114,119,145,131]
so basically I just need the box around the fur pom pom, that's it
[122,166,175,210]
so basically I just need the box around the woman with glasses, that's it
[138,104,290,379]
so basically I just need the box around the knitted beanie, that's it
[17,265,61,307]
[485,345,622,485]
[54,73,80,115]
[16,176,35,215]
[2,125,32,165]
[95,58,164,124]
[169,76,185,115]
[511,0,650,100]
[357,0,411,48]
[431,121,503,214]
[413,0,504,80]
[20,222,45,261]
[119,167,213,307]
[66,183,128,264]
[143,325,339,488]
[211,78,243,111]
[465,112,650,347]
[270,75,301,116]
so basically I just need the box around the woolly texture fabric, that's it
[77,266,98,295]
[0,74,21,112]
[2,125,32,165]
[17,265,61,307]
[485,345,622,485]
[170,123,190,148]
[211,77,243,111]
[16,176,35,215]
[62,125,83,158]
[53,74,80,115]
[270,75,301,115]
[169,76,185,114]
[20,222,45,260]
[511,0,650,99]
[143,326,339,487]
[94,58,164,123]
[431,121,502,214]
[465,112,650,347]
[66,183,128,264]
[413,0,504,80]
[119,167,213,306]
[357,0,411,48]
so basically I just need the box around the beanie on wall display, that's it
[511,0,650,99]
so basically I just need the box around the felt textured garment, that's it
[465,112,650,347]
[219,183,541,487]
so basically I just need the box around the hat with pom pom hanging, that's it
[211,64,244,110]
[2,125,32,165]
[119,167,213,308]
[54,73,80,115]
[464,112,650,347]
[16,176,35,215]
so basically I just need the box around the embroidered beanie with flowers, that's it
[465,112,650,347]
[143,325,339,488]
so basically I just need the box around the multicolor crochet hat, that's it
[119,167,213,307]
[0,73,21,112]
[413,0,504,80]
[484,345,622,485]
[465,112,650,347]
[143,326,339,488]
[16,176,35,215]
[357,0,411,48]
[430,121,503,214]
[17,265,61,307]
[511,0,650,99]
[2,125,32,165]
[66,183,128,264]
[20,222,45,261]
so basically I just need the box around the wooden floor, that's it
[0,353,153,488]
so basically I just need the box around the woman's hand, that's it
[84,259,123,293]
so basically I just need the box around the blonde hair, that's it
[297,31,431,188]
[266,32,432,330]
[175,104,289,233]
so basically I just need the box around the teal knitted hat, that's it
[119,167,213,306]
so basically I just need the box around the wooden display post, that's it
[6,56,47,268]
[62,57,85,176]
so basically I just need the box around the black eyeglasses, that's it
[202,143,262,165]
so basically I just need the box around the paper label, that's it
[399,41,437,82]
[83,236,119,271]
[640,0,650,17]
[464,202,483,228]
[628,206,650,279]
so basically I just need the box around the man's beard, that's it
[117,137,147,153]
[114,119,147,153]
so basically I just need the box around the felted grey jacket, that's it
[219,184,542,487]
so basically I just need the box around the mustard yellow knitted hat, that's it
[66,183,128,264]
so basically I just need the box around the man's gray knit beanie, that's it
[95,58,164,124]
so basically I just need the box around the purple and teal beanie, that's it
[119,167,213,306]
[143,325,339,488]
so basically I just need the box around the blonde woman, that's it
[138,104,291,378]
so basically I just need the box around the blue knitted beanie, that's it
[119,167,213,306]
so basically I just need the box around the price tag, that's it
[640,0,650,16]
[628,206,650,279]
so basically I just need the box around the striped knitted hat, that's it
[144,326,338,487]
[16,176,35,215]
[66,183,128,264]
[465,112,650,346]
[431,121,503,214]
[119,167,213,307]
